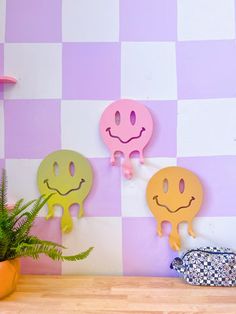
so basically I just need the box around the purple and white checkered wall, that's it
[0,0,236,276]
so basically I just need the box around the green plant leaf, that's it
[61,247,94,262]
[0,170,93,263]
[0,169,7,214]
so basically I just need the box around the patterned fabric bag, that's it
[170,247,236,286]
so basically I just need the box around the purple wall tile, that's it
[123,218,177,277]
[62,43,120,100]
[0,44,3,99]
[4,100,61,158]
[0,44,3,75]
[178,156,236,217]
[0,83,3,99]
[0,87,3,100]
[70,158,121,217]
[21,217,61,275]
[6,0,61,42]
[144,101,177,157]
[120,0,177,41]
[177,41,236,99]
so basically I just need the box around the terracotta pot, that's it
[0,259,20,299]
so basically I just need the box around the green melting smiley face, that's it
[37,150,93,233]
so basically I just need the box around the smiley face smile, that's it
[106,127,146,144]
[153,195,195,214]
[43,178,85,196]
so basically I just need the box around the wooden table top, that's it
[1,275,236,313]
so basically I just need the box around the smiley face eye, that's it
[53,162,59,176]
[69,161,75,177]
[163,178,168,193]
[130,111,136,125]
[115,111,121,125]
[179,178,185,193]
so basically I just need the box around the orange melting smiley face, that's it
[146,167,203,251]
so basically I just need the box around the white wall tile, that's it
[4,44,62,99]
[177,98,236,157]
[0,101,4,158]
[61,100,110,158]
[121,42,177,100]
[62,217,123,275]
[179,216,236,251]
[178,0,235,40]
[121,158,177,217]
[62,0,119,42]
[6,158,41,207]
[0,0,6,42]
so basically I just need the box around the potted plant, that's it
[0,169,93,299]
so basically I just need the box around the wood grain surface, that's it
[1,275,236,313]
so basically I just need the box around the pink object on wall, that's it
[99,99,153,179]
[0,76,17,84]
[6,204,15,211]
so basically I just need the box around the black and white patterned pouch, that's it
[170,247,236,286]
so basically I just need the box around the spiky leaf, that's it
[0,169,93,263]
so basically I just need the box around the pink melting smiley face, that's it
[99,99,153,179]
